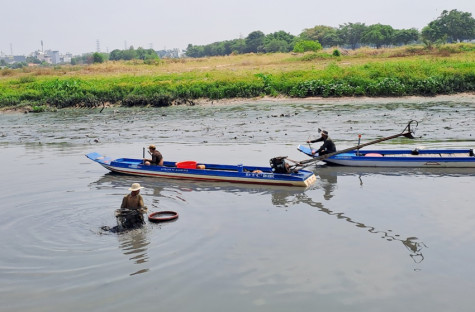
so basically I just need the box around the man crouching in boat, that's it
[115,183,148,230]
[144,144,164,166]
[306,130,336,155]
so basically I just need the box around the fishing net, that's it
[114,208,145,230]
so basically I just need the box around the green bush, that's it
[31,105,47,113]
[293,40,322,53]
[1,54,474,108]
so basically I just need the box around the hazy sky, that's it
[2,0,474,56]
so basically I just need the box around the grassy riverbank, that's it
[1,44,474,110]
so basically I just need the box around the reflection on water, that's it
[91,172,311,206]
[278,188,428,264]
[92,171,429,264]
[315,163,475,179]
[2,98,475,311]
[117,228,151,276]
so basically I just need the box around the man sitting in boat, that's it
[144,144,163,166]
[306,130,336,155]
[115,183,148,230]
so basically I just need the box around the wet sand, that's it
[2,92,474,114]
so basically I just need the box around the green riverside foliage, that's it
[1,53,474,108]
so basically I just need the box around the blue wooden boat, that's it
[297,145,475,168]
[86,152,317,187]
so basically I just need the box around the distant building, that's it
[13,55,26,63]
[33,50,46,62]
[61,53,72,63]
[51,51,60,64]
[156,48,181,58]
[0,55,13,64]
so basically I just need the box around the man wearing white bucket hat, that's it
[120,183,147,213]
[115,182,148,230]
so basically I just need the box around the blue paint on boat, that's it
[86,152,317,187]
[297,145,475,168]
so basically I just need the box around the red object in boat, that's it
[176,161,197,169]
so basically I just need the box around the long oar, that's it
[293,120,418,169]
[142,147,145,165]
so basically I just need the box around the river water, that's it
[1,96,474,312]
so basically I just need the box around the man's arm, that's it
[309,137,323,143]
[120,195,128,208]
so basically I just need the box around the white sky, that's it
[1,0,474,56]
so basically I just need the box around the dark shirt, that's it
[151,150,163,165]
[120,194,145,210]
[311,136,336,154]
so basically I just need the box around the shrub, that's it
[293,40,322,53]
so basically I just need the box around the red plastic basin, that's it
[176,161,197,169]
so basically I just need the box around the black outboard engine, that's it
[270,156,291,174]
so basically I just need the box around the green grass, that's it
[1,44,474,109]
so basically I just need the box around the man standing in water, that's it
[306,130,336,155]
[120,183,147,212]
[115,183,148,230]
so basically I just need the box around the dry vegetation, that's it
[0,44,474,110]
[1,44,472,80]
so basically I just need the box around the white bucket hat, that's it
[128,183,144,191]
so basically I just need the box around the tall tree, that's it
[361,24,395,48]
[300,25,339,47]
[421,22,445,46]
[245,31,266,53]
[109,49,123,61]
[338,22,367,49]
[92,52,104,63]
[433,9,475,42]
[263,31,295,52]
[392,28,420,45]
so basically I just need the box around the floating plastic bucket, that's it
[176,161,197,169]
[148,211,179,223]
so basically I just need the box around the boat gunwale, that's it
[297,145,475,168]
[86,152,316,187]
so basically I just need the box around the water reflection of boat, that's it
[91,172,310,205]
[92,173,427,263]
[314,163,475,178]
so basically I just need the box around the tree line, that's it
[70,47,159,64]
[185,9,475,57]
[2,9,473,69]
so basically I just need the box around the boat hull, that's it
[297,145,475,168]
[86,152,317,187]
